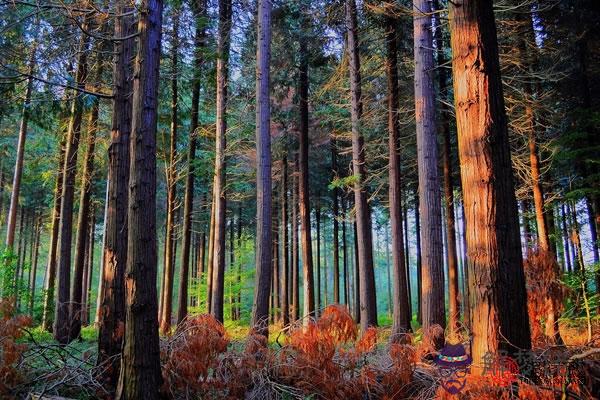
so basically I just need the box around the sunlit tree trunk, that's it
[97,1,134,388]
[331,140,340,304]
[54,26,91,344]
[251,0,272,337]
[448,0,532,372]
[280,156,290,325]
[28,215,41,315]
[345,0,377,330]
[115,0,163,397]
[211,0,233,323]
[413,0,445,345]
[315,205,321,314]
[5,43,36,250]
[291,156,299,322]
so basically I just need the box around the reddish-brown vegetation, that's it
[0,299,31,396]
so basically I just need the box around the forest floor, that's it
[4,310,600,399]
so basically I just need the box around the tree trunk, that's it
[385,7,411,337]
[251,0,272,337]
[160,11,180,333]
[415,199,422,324]
[206,186,216,312]
[342,197,349,306]
[177,0,207,324]
[331,140,340,304]
[291,155,300,322]
[28,216,41,315]
[345,0,377,330]
[95,178,110,325]
[316,206,321,314]
[298,37,315,322]
[70,66,102,339]
[54,26,91,344]
[353,220,360,323]
[5,44,36,249]
[42,138,66,331]
[448,0,532,371]
[97,1,134,388]
[272,201,280,323]
[115,0,164,397]
[280,156,290,325]
[413,0,445,344]
[210,0,233,323]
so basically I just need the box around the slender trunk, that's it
[291,156,299,321]
[570,202,585,272]
[70,72,102,340]
[298,37,315,321]
[449,0,532,371]
[415,201,422,324]
[95,176,109,325]
[206,188,216,312]
[272,202,280,322]
[5,44,36,249]
[42,137,66,331]
[316,206,321,313]
[413,0,445,344]
[280,156,289,325]
[342,197,349,305]
[28,216,41,315]
[83,212,95,326]
[177,0,207,324]
[586,197,599,267]
[54,26,91,344]
[331,140,340,304]
[211,0,233,323]
[353,220,360,323]
[115,0,164,397]
[385,8,411,337]
[236,208,242,319]
[403,195,412,319]
[345,0,377,330]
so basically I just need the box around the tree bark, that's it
[115,0,164,397]
[342,197,349,305]
[97,1,134,388]
[54,26,91,344]
[345,0,377,330]
[160,11,180,333]
[385,7,411,337]
[5,44,36,249]
[206,186,216,312]
[28,215,41,315]
[177,0,207,325]
[448,0,532,371]
[291,156,300,322]
[251,0,272,337]
[210,0,233,323]
[331,140,340,304]
[413,0,445,344]
[415,201,422,325]
[316,205,321,314]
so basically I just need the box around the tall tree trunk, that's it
[342,197,349,305]
[54,26,91,344]
[385,6,411,337]
[298,37,315,321]
[206,186,216,312]
[280,156,289,325]
[345,0,377,330]
[448,0,532,371]
[235,207,242,319]
[0,160,5,228]
[97,1,134,388]
[42,138,66,331]
[353,220,360,323]
[95,178,110,325]
[272,201,280,323]
[70,88,100,340]
[403,194,412,319]
[160,11,180,333]
[5,44,36,250]
[413,0,445,344]
[210,0,233,323]
[177,0,207,325]
[115,0,164,397]
[415,199,422,324]
[251,0,272,337]
[291,156,300,321]
[82,212,95,326]
[331,140,340,304]
[432,0,460,334]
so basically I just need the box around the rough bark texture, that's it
[251,0,272,337]
[316,206,321,313]
[413,0,445,344]
[298,37,315,321]
[97,1,134,387]
[291,156,299,322]
[115,1,163,397]
[448,0,532,372]
[385,9,411,337]
[54,28,90,344]
[211,0,233,323]
[345,0,377,330]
